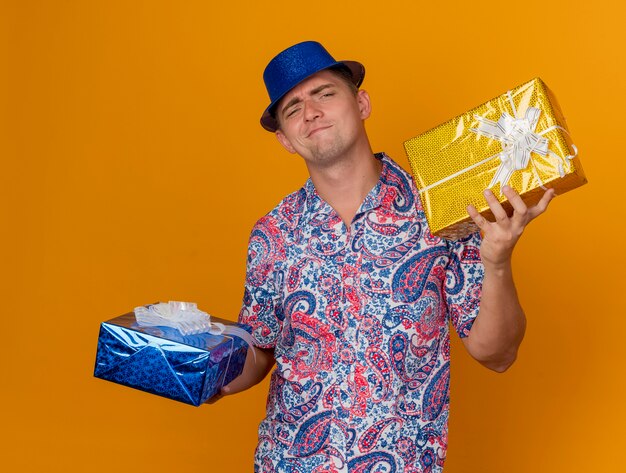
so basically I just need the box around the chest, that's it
[279,207,451,340]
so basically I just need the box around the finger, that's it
[482,188,508,221]
[528,188,555,220]
[204,385,232,404]
[220,376,246,396]
[501,185,527,214]
[501,185,529,224]
[205,392,224,404]
[467,204,490,231]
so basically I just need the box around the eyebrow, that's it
[280,83,335,117]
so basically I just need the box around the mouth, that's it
[306,125,332,138]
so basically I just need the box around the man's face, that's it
[274,69,371,167]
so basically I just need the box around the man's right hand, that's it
[204,345,275,405]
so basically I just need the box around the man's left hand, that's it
[467,185,555,268]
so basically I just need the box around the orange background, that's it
[3,1,625,471]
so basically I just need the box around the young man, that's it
[212,41,554,472]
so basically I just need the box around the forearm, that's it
[462,186,554,372]
[464,261,526,372]
[223,345,275,394]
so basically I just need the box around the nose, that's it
[302,99,322,122]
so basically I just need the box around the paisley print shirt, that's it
[239,153,484,473]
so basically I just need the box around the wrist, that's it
[482,258,513,277]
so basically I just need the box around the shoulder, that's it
[250,183,309,237]
[377,153,453,247]
[377,153,423,216]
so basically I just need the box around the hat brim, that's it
[260,60,365,132]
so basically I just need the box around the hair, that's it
[327,64,359,95]
[270,64,359,129]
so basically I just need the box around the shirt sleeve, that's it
[238,215,286,349]
[445,231,484,338]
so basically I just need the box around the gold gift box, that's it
[403,78,587,239]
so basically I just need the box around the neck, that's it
[306,145,382,226]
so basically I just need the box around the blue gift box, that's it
[94,311,250,406]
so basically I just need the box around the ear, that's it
[275,129,297,154]
[356,89,372,120]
